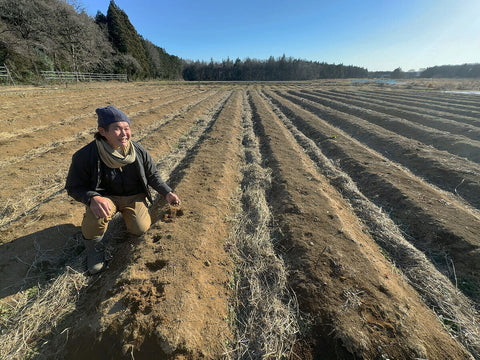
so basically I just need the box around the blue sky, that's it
[79,0,480,71]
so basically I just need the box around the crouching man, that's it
[65,105,180,275]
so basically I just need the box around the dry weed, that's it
[224,92,299,359]
[0,266,87,360]
[0,218,129,359]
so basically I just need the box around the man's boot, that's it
[83,236,106,275]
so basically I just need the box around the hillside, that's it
[0,0,182,82]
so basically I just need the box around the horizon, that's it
[79,0,480,72]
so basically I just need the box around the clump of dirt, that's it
[162,204,184,223]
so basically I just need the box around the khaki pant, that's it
[82,193,151,239]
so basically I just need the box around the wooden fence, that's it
[0,64,15,85]
[40,71,127,82]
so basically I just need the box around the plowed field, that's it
[1,80,479,360]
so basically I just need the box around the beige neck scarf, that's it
[96,139,136,169]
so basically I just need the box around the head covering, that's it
[95,105,131,128]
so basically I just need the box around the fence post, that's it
[0,64,15,85]
[6,65,15,85]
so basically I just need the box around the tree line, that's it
[0,0,182,82]
[182,56,368,81]
[420,64,480,78]
[372,64,480,80]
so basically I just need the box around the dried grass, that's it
[153,92,232,182]
[0,169,66,229]
[224,92,299,359]
[265,91,480,358]
[0,268,87,360]
[0,235,88,360]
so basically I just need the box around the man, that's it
[65,105,180,275]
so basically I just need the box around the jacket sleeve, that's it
[65,148,101,205]
[139,145,172,197]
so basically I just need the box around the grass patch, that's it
[0,266,87,359]
[223,92,299,359]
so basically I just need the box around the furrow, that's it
[226,90,299,358]
[264,89,480,304]
[0,87,200,163]
[355,89,480,119]
[359,87,480,108]
[293,89,480,163]
[275,90,480,210]
[0,90,222,229]
[310,89,480,141]
[64,89,243,359]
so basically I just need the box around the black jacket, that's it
[65,140,172,205]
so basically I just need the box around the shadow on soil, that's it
[0,223,81,300]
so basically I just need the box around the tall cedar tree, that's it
[106,0,149,79]
[0,0,181,82]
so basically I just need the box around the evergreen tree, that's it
[0,0,182,82]
[391,67,405,79]
[106,0,148,79]
[142,38,182,80]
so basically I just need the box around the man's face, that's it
[99,121,131,149]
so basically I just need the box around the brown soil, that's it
[0,80,479,359]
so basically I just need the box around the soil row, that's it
[336,87,480,128]
[0,88,232,301]
[264,89,480,304]
[261,90,480,357]
[1,82,479,360]
[0,89,224,230]
[275,90,480,210]
[65,89,243,359]
[0,84,194,129]
[293,89,480,163]
[0,87,202,166]
[334,87,480,114]
[0,85,165,140]
[309,89,480,141]
[355,88,480,115]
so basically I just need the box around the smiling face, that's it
[98,121,131,149]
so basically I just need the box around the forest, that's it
[181,56,368,81]
[0,0,478,83]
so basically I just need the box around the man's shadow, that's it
[0,223,82,300]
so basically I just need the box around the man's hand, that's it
[166,192,180,206]
[90,196,113,218]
